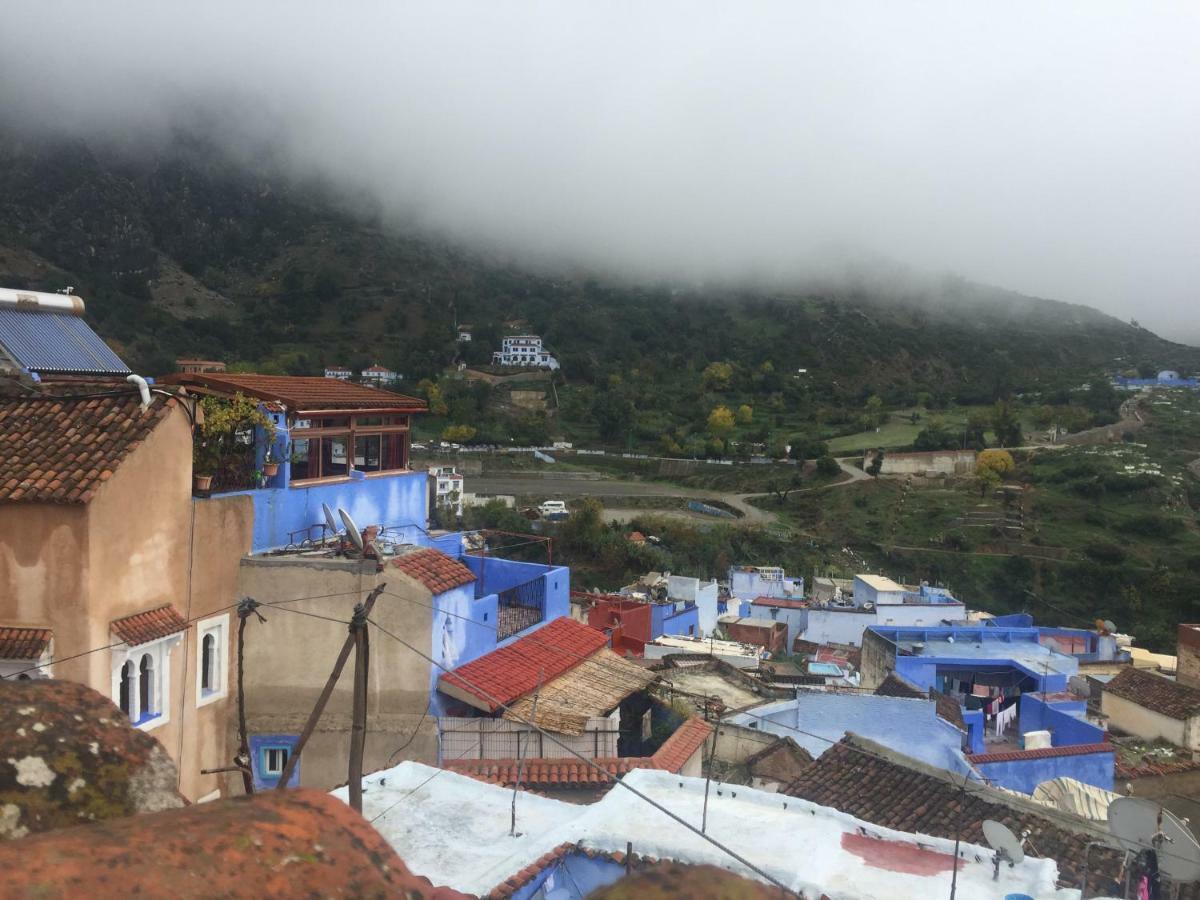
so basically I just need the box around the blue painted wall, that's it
[1018,694,1103,747]
[654,601,700,638]
[512,853,627,900]
[973,750,1114,794]
[249,733,299,789]
[218,469,430,552]
[962,709,985,754]
[989,613,1034,628]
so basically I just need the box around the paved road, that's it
[469,473,780,524]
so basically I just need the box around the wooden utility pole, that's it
[348,602,371,813]
[235,598,264,795]
[276,584,384,793]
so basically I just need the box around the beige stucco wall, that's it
[1102,692,1190,747]
[232,557,437,791]
[0,401,255,802]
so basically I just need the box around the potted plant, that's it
[262,447,280,479]
[193,436,217,492]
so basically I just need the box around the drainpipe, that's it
[126,374,151,410]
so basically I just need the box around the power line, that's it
[364,616,796,894]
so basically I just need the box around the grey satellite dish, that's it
[1103,620,1118,635]
[322,503,340,538]
[1108,797,1200,883]
[339,508,364,551]
[982,820,1025,880]
[1068,675,1091,698]
[1043,637,1062,655]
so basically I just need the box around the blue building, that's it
[1113,370,1200,390]
[863,624,1115,793]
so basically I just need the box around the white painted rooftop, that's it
[336,763,1077,899]
[855,574,905,592]
[899,638,1078,675]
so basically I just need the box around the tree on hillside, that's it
[964,412,989,451]
[866,395,886,427]
[975,448,1014,497]
[913,418,958,451]
[702,361,734,391]
[736,404,754,425]
[707,405,735,440]
[990,399,1022,448]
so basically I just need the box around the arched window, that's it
[201,633,215,693]
[119,659,135,718]
[139,653,155,720]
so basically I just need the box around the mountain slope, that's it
[1,130,1196,411]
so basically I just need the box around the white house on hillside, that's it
[324,365,353,380]
[492,335,559,370]
[361,364,400,386]
[429,465,464,518]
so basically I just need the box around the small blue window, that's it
[250,734,299,789]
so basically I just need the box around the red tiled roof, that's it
[1103,666,1200,721]
[391,548,476,594]
[653,716,713,771]
[111,605,188,646]
[967,743,1112,764]
[1116,756,1200,779]
[163,372,426,411]
[750,596,808,610]
[0,626,51,660]
[0,389,176,503]
[439,617,608,712]
[0,789,468,898]
[445,717,712,791]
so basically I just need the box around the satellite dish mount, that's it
[982,820,1028,881]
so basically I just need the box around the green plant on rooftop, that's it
[195,393,277,491]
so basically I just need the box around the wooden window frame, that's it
[288,413,410,484]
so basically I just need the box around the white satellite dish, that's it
[1068,675,1091,698]
[982,820,1026,879]
[339,508,364,551]
[1103,620,1118,635]
[1043,637,1063,655]
[322,503,340,539]
[1108,797,1200,883]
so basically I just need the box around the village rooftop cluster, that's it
[2,287,1200,897]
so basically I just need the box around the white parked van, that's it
[538,500,568,520]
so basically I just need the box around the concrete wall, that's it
[668,575,720,637]
[1101,692,1189,747]
[233,557,438,790]
[859,628,897,690]
[864,449,976,477]
[1178,624,1200,689]
[711,720,781,766]
[973,750,1114,794]
[802,608,875,647]
[1019,694,1103,747]
[752,605,808,648]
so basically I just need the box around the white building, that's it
[668,574,721,637]
[852,574,906,607]
[324,366,353,380]
[728,565,804,604]
[456,325,472,342]
[428,465,464,518]
[361,364,400,386]
[492,335,559,370]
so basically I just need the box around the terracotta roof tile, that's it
[391,548,476,594]
[445,717,711,791]
[0,388,175,504]
[111,604,188,646]
[783,734,1132,896]
[1116,756,1200,779]
[0,789,469,898]
[750,596,809,610]
[967,743,1112,764]
[163,372,427,412]
[744,737,815,784]
[439,617,608,711]
[1103,666,1200,721]
[0,626,51,660]
[874,673,925,699]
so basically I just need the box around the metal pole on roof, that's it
[701,704,720,834]
[235,598,264,795]
[510,670,543,837]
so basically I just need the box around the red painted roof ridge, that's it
[0,626,52,660]
[162,372,426,411]
[652,717,714,771]
[967,743,1113,764]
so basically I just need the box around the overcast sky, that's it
[3,2,1198,340]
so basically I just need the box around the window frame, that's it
[196,613,230,707]
[288,413,411,484]
[111,633,179,731]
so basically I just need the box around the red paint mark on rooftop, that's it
[841,832,961,877]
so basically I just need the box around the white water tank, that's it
[1023,730,1052,750]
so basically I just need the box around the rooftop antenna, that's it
[322,503,340,545]
[982,820,1027,881]
[339,508,364,553]
[1108,796,1200,884]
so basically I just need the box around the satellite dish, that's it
[982,820,1025,879]
[1068,675,1091,698]
[1043,638,1062,655]
[322,503,340,538]
[1108,797,1200,883]
[1103,620,1118,635]
[339,508,364,551]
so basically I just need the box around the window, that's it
[111,634,178,731]
[196,614,229,706]
[263,746,289,776]
[289,414,410,482]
